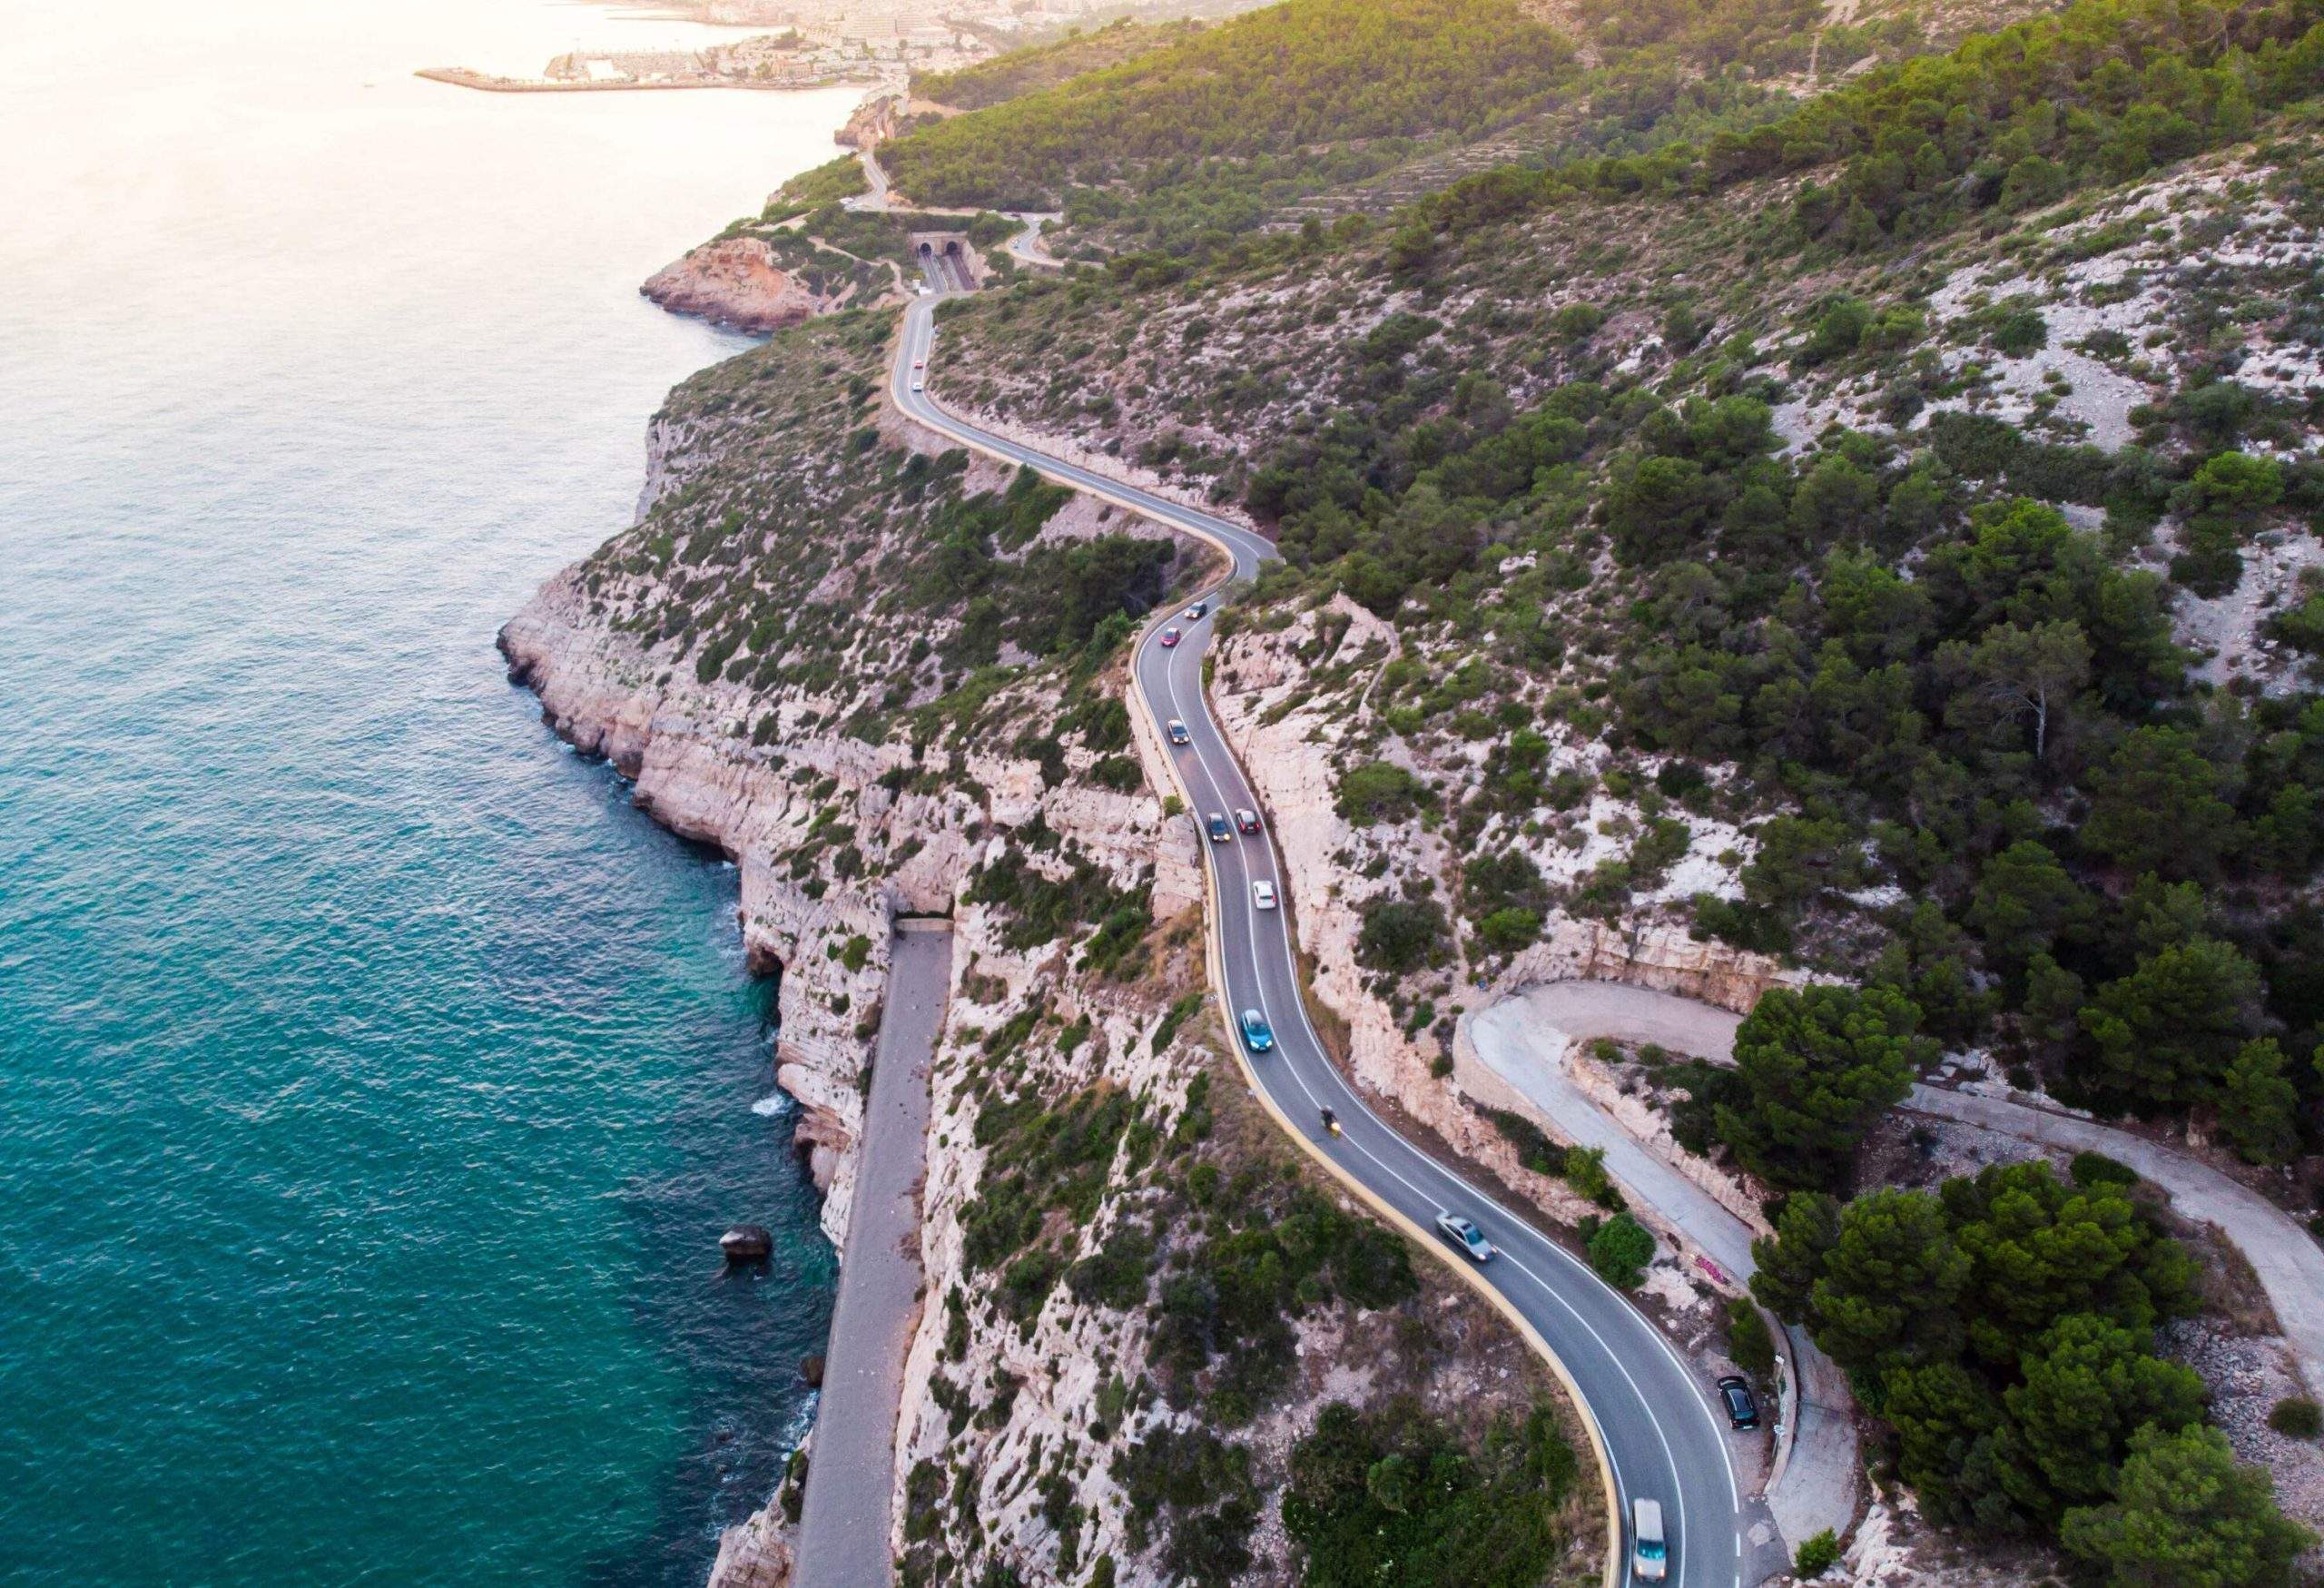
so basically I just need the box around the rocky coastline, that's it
[638,237,861,336]
[498,313,1611,1582]
[495,350,1226,1577]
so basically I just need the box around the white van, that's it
[1631,1497,1668,1582]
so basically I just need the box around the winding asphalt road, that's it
[890,288,1772,1587]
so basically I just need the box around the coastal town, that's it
[419,0,1257,94]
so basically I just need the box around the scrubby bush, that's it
[1561,1144,1612,1203]
[2069,1151,2139,1189]
[2268,1396,2321,1440]
[1727,1297,1777,1380]
[1474,905,1542,952]
[1336,762,1428,825]
[1794,294,1871,367]
[1283,1397,1580,1586]
[1551,301,1607,340]
[1586,1212,1655,1287]
[1794,1529,1841,1576]
[1357,896,1451,972]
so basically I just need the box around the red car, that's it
[1159,627,1182,648]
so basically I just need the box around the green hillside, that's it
[882,0,1577,228]
[911,18,1204,110]
[1392,0,2324,260]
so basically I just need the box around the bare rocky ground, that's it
[2170,1319,2324,1534]
[1837,1494,2072,1587]
[642,234,891,334]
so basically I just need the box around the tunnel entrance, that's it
[906,231,979,291]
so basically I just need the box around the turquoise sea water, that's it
[0,5,853,1581]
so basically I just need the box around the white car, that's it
[1252,880,1277,910]
[911,379,924,392]
[1631,1498,1668,1582]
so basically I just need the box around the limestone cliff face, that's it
[500,565,1171,1238]
[640,237,853,334]
[503,567,893,1239]
[891,895,1205,1576]
[502,542,1193,1586]
[497,331,1194,1246]
[498,334,1224,1581]
[834,93,901,149]
[704,1508,793,1588]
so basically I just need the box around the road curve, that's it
[890,290,1762,1588]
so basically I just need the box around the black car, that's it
[1717,1375,1759,1429]
[1206,812,1232,843]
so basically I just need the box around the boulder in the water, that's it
[801,1355,825,1388]
[721,1224,773,1262]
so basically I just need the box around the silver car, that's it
[1433,1212,1493,1263]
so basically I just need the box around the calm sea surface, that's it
[0,4,852,1581]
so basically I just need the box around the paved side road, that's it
[793,922,953,1587]
[1465,986,1860,1557]
[1906,1084,2324,1398]
[848,148,1057,270]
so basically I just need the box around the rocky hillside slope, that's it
[503,310,1604,1585]
[910,0,2324,1576]
[525,0,2324,1580]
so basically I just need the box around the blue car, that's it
[1240,1009,1275,1053]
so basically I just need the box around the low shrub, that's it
[2268,1396,2321,1440]
[1585,1212,1655,1287]
[1356,895,1451,972]
[1282,1397,1580,1586]
[1728,1297,1777,1380]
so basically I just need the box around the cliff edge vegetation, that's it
[504,308,1604,1586]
